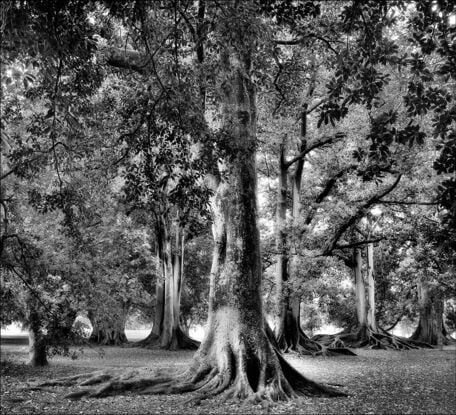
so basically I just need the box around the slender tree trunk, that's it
[152,242,165,338]
[160,223,175,347]
[366,242,377,331]
[274,146,288,340]
[354,248,367,328]
[272,55,339,355]
[140,221,198,350]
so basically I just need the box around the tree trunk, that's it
[313,246,432,350]
[410,280,453,346]
[272,56,347,356]
[274,145,288,340]
[47,2,343,401]
[354,248,367,328]
[139,221,199,350]
[28,308,48,366]
[89,310,128,346]
[165,18,341,398]
[153,245,165,337]
[366,243,377,331]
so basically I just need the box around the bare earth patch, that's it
[1,344,455,414]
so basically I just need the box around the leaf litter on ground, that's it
[1,344,455,414]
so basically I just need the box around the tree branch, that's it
[99,45,149,74]
[305,165,357,225]
[323,175,402,255]
[306,98,328,114]
[274,35,339,54]
[284,135,340,168]
[378,200,438,206]
[335,237,383,250]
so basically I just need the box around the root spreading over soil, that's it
[313,325,433,350]
[34,320,345,403]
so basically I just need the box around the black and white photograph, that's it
[1,1,455,414]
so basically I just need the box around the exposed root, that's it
[277,327,356,357]
[312,325,433,350]
[89,328,129,346]
[410,324,456,347]
[35,326,346,403]
[130,327,199,350]
[130,332,161,348]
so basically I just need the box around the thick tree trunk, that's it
[410,280,454,346]
[42,2,343,401]
[28,309,48,366]
[174,39,335,398]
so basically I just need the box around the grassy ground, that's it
[1,343,455,414]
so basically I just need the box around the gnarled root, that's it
[36,326,346,402]
[312,325,433,350]
[277,327,356,357]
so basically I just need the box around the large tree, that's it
[32,0,344,401]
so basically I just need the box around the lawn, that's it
[1,343,455,414]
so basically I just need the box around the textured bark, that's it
[410,280,455,346]
[26,296,48,366]
[28,311,48,366]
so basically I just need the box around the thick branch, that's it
[305,165,357,225]
[285,135,341,169]
[378,200,438,206]
[98,44,149,74]
[323,175,402,255]
[274,35,339,54]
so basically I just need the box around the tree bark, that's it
[139,220,199,350]
[354,248,367,328]
[173,32,335,398]
[28,308,48,366]
[366,242,377,331]
[410,280,453,346]
[274,145,288,340]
